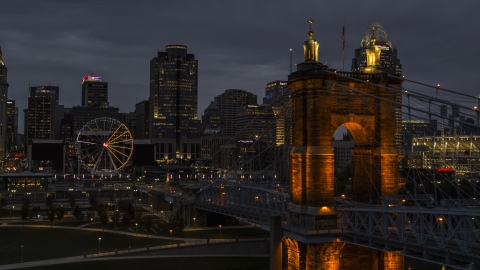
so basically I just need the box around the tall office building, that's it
[236,104,276,144]
[6,100,18,153]
[26,86,59,143]
[351,22,402,75]
[214,89,257,136]
[263,81,288,105]
[0,46,8,158]
[149,45,200,153]
[81,75,108,107]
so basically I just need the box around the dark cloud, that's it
[1,0,479,133]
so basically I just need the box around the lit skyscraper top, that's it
[351,22,402,75]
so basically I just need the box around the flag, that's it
[341,25,345,51]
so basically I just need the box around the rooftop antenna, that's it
[289,48,292,73]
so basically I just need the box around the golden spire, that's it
[308,19,314,39]
[370,25,376,46]
[303,19,319,62]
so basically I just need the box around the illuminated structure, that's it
[410,135,480,178]
[236,105,276,144]
[149,45,200,153]
[213,89,257,136]
[351,23,402,75]
[0,46,8,158]
[81,76,108,107]
[26,86,59,144]
[288,20,401,228]
[263,81,291,146]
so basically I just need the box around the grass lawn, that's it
[22,257,269,270]
[0,227,174,265]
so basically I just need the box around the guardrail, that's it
[85,238,267,258]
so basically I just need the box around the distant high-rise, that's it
[6,100,18,153]
[26,86,59,143]
[81,76,108,107]
[0,46,9,157]
[149,45,200,152]
[135,100,149,139]
[351,23,402,75]
[263,81,288,105]
[214,89,257,136]
[201,101,221,133]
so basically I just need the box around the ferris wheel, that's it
[76,117,134,174]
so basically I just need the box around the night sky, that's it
[1,1,479,133]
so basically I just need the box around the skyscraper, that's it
[214,89,257,136]
[0,46,8,158]
[351,22,402,75]
[26,86,59,143]
[149,45,200,151]
[81,75,108,107]
[6,100,18,153]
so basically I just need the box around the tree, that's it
[68,195,76,210]
[145,215,153,238]
[72,205,81,220]
[121,214,129,235]
[20,196,31,226]
[99,208,109,232]
[46,195,54,209]
[134,212,142,224]
[0,198,7,222]
[126,203,135,221]
[89,195,98,210]
[56,208,65,221]
[47,207,55,228]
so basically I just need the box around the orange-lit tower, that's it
[287,19,336,228]
[287,20,401,230]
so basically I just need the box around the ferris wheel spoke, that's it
[108,144,133,150]
[106,125,122,143]
[106,148,123,167]
[107,128,128,144]
[93,148,105,172]
[107,146,130,158]
[108,139,133,145]
[106,150,119,171]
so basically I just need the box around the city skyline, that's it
[1,1,479,134]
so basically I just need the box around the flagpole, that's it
[342,21,345,71]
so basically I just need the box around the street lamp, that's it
[161,210,164,220]
[193,217,196,231]
[98,237,101,254]
[219,224,222,239]
[170,229,173,242]
[20,245,24,262]
[38,214,40,227]
[90,218,93,230]
[150,204,153,214]
[135,223,138,236]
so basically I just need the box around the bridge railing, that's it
[336,197,480,264]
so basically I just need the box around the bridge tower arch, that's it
[287,22,402,230]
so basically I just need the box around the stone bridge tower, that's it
[287,21,402,230]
